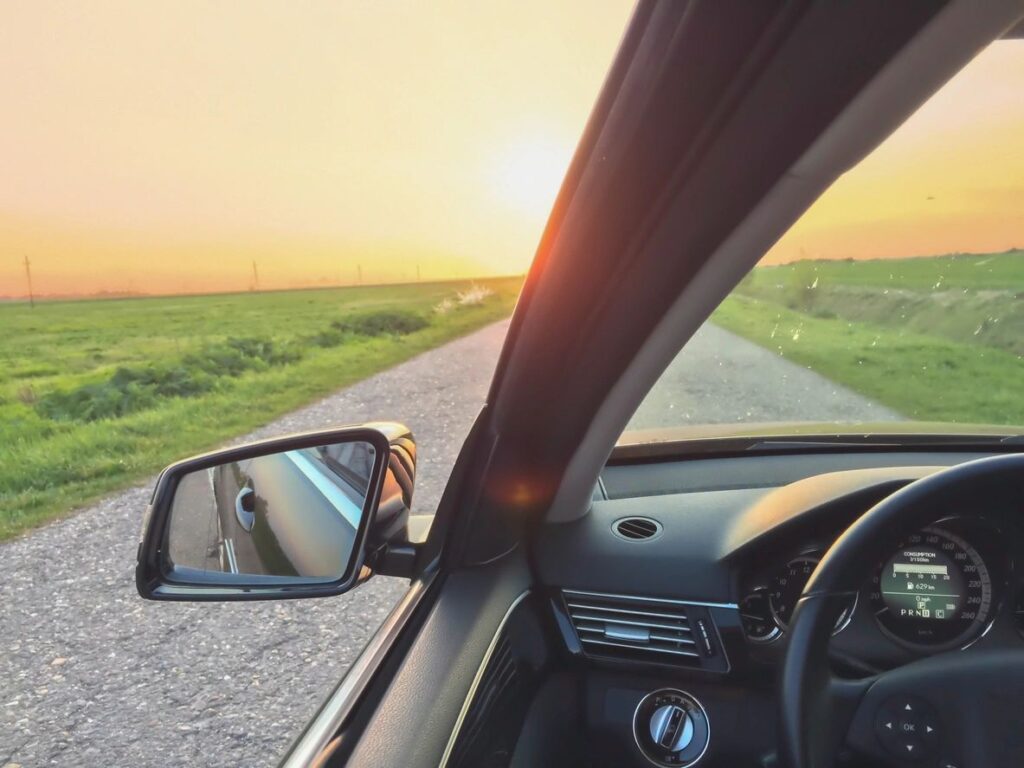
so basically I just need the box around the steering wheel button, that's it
[898,736,925,761]
[875,708,901,750]
[874,696,941,760]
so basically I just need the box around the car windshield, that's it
[626,40,1024,441]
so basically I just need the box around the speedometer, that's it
[870,526,992,648]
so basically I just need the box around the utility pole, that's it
[251,260,260,292]
[357,264,363,284]
[24,255,35,309]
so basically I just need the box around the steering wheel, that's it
[779,453,1024,768]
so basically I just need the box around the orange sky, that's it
[765,40,1024,264]
[0,7,1020,297]
[0,1,632,296]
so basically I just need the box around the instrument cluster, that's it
[740,517,1008,654]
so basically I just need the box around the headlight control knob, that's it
[633,689,710,767]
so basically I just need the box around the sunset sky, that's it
[0,5,1021,297]
[0,1,632,296]
[766,39,1024,264]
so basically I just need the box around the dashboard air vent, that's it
[612,516,662,541]
[562,590,705,667]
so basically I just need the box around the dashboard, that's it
[540,450,1024,673]
[529,448,1024,766]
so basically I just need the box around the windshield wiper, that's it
[612,431,1022,462]
[744,438,903,451]
[743,433,1016,451]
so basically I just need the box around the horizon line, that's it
[0,273,527,307]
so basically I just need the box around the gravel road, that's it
[628,324,900,429]
[1,320,899,768]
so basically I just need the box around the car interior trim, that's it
[961,615,998,651]
[437,588,532,768]
[278,575,434,768]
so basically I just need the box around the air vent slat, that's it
[648,632,697,644]
[565,602,691,622]
[448,632,522,768]
[619,523,651,537]
[569,613,694,635]
[564,590,688,605]
[580,637,700,657]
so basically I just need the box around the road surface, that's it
[628,323,900,429]
[0,320,899,768]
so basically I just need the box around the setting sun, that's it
[491,135,574,221]
[0,1,634,298]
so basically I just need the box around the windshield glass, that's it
[627,40,1024,440]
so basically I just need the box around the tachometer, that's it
[870,526,992,648]
[769,555,856,634]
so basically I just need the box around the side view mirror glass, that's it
[136,425,410,601]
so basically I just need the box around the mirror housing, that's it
[136,423,416,601]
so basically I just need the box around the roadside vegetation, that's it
[0,277,521,540]
[713,249,1024,427]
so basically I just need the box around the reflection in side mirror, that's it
[167,442,377,581]
[137,426,407,601]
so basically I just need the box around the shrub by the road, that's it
[34,313,430,424]
[331,309,429,337]
[37,366,217,422]
[185,337,302,376]
[38,336,301,422]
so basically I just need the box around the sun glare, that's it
[491,136,573,220]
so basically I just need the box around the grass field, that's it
[0,277,522,540]
[713,249,1024,426]
[742,249,1024,292]
[6,252,1023,541]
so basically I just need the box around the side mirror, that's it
[136,423,416,601]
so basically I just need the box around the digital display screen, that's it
[880,546,963,621]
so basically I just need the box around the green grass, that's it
[735,250,1024,356]
[743,249,1024,292]
[714,250,1024,427]
[0,277,522,540]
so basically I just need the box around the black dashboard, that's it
[525,447,1024,767]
